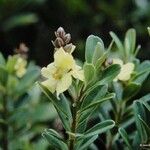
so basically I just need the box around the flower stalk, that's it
[68,104,78,150]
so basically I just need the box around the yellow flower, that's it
[41,47,84,97]
[15,57,27,78]
[113,58,134,81]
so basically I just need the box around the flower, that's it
[41,47,84,97]
[113,58,134,81]
[14,57,27,78]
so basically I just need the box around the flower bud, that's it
[55,27,65,38]
[64,43,75,53]
[64,33,71,44]
[52,27,74,52]
[105,58,113,67]
[53,37,65,48]
[14,43,29,59]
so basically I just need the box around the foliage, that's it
[38,28,150,150]
[0,52,57,150]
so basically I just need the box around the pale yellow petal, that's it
[54,47,75,70]
[41,78,57,93]
[69,44,76,53]
[72,65,84,81]
[113,58,123,66]
[118,62,134,81]
[41,63,55,78]
[56,73,72,97]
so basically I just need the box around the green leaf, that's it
[142,101,150,112]
[38,83,71,131]
[148,27,150,36]
[6,55,18,73]
[85,35,103,63]
[113,82,123,100]
[46,129,63,139]
[133,101,147,142]
[109,31,124,56]
[92,42,104,65]
[124,28,136,55]
[3,13,38,30]
[137,115,150,143]
[0,52,5,65]
[100,64,121,84]
[83,120,115,138]
[137,93,150,102]
[81,85,108,108]
[123,82,140,101]
[77,85,108,133]
[138,115,150,136]
[15,67,40,96]
[59,93,72,120]
[83,63,95,86]
[76,135,98,150]
[81,93,115,112]
[6,75,19,96]
[84,64,120,99]
[118,128,132,150]
[133,60,150,84]
[31,103,57,122]
[95,52,108,71]
[42,129,68,150]
[132,131,141,149]
[0,66,8,86]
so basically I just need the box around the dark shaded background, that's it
[0,0,150,93]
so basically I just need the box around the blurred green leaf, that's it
[6,55,18,74]
[148,27,150,36]
[31,103,57,122]
[110,31,124,56]
[0,52,5,65]
[2,14,38,30]
[124,28,136,56]
[15,67,40,96]
[0,66,8,86]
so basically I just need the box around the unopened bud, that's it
[55,27,65,38]
[64,33,71,44]
[105,58,113,67]
[14,43,29,59]
[64,43,75,53]
[52,27,73,51]
[53,37,65,48]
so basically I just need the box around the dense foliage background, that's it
[1,0,150,94]
[0,0,150,149]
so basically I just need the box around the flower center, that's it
[52,68,63,80]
